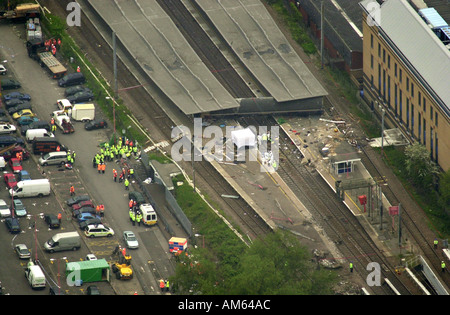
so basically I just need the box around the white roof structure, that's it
[231,128,256,149]
[360,0,450,117]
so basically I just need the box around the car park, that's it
[66,194,90,206]
[4,92,31,102]
[9,157,22,173]
[79,217,102,230]
[5,217,20,234]
[72,200,94,211]
[65,85,91,97]
[84,224,114,238]
[67,90,94,103]
[12,199,27,217]
[84,119,107,130]
[0,199,11,217]
[12,109,35,120]
[1,79,21,90]
[14,244,31,259]
[0,64,7,75]
[123,231,139,249]
[0,123,17,134]
[44,214,60,229]
[17,116,39,126]
[4,172,17,188]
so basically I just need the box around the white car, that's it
[0,64,7,75]
[0,199,10,217]
[15,244,31,259]
[0,123,16,134]
[123,231,139,249]
[84,224,114,238]
[85,254,97,261]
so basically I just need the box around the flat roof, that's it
[361,0,450,117]
[195,0,328,103]
[87,0,240,115]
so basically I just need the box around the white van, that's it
[0,156,5,170]
[10,179,51,198]
[44,231,81,253]
[25,128,54,142]
[39,151,67,166]
[25,261,46,289]
[139,203,158,226]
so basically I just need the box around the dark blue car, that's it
[4,92,31,102]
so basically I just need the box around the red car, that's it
[1,146,30,161]
[9,158,22,173]
[4,173,17,188]
[72,200,94,211]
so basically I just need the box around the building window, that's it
[378,64,381,93]
[383,69,386,100]
[418,92,421,106]
[387,75,391,106]
[394,84,398,114]
[399,89,403,122]
[411,104,414,136]
[411,83,414,98]
[435,135,438,164]
[423,97,426,112]
[406,77,409,91]
[378,43,381,58]
[418,113,422,142]
[430,127,433,159]
[395,63,397,77]
[371,34,374,49]
[430,106,433,121]
[371,75,374,88]
[406,99,410,128]
[435,112,438,127]
[383,49,386,63]
[399,69,402,83]
[388,55,390,69]
[371,54,374,69]
[423,119,426,146]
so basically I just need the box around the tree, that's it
[404,143,439,193]
[171,231,337,295]
[439,169,450,214]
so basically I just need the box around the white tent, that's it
[231,128,256,149]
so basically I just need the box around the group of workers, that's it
[159,279,170,293]
[128,200,142,226]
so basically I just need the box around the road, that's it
[0,19,172,295]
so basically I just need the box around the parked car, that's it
[21,120,51,135]
[72,207,96,218]
[67,90,94,104]
[1,79,21,90]
[65,85,91,97]
[66,194,90,207]
[0,199,11,217]
[77,213,101,223]
[17,170,31,181]
[15,244,31,259]
[0,64,7,75]
[12,199,27,217]
[9,157,22,173]
[4,172,17,188]
[17,116,39,126]
[79,217,102,230]
[5,217,20,234]
[84,224,114,238]
[85,254,97,261]
[85,119,107,131]
[4,98,24,108]
[12,109,35,120]
[0,123,17,134]
[8,102,32,115]
[0,135,24,146]
[72,200,94,211]
[44,214,60,229]
[123,231,139,249]
[86,285,100,295]
[4,92,31,102]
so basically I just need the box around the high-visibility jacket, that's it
[124,179,129,187]
[101,164,106,171]
[70,186,75,193]
[129,200,133,208]
[160,280,165,289]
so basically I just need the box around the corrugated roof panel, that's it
[419,7,448,29]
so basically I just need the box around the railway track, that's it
[240,115,413,295]
[360,144,450,291]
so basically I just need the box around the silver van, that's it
[39,151,67,166]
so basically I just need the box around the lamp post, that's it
[106,96,116,139]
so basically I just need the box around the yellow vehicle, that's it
[12,109,35,120]
[111,245,133,280]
